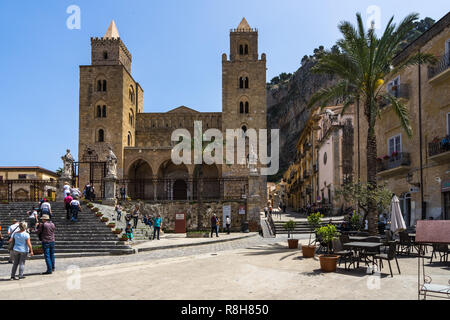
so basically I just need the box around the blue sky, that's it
[0,0,448,172]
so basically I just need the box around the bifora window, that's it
[98,129,105,142]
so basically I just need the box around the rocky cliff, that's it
[266,59,337,182]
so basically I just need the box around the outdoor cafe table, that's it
[343,242,382,270]
[349,236,369,241]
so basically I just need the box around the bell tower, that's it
[78,20,143,188]
[221,18,267,176]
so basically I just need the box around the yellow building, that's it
[0,167,58,201]
[356,12,450,225]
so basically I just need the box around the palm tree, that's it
[307,13,436,235]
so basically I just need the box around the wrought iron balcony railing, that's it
[428,135,450,157]
[377,152,411,172]
[428,52,450,79]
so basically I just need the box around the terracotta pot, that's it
[119,237,128,241]
[319,254,339,272]
[302,245,316,258]
[287,239,299,249]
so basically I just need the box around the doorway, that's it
[399,193,412,227]
[173,180,187,200]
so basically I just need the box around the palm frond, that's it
[384,94,413,137]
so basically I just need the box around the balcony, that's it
[377,152,411,177]
[428,136,450,163]
[428,52,450,84]
[379,84,410,108]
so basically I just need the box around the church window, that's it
[240,102,244,114]
[127,132,132,146]
[103,51,108,59]
[98,129,105,142]
[244,77,249,88]
[244,44,248,55]
[239,45,244,55]
[103,80,107,92]
[102,105,107,118]
[96,105,101,118]
[129,86,135,103]
[245,102,249,114]
[97,80,102,92]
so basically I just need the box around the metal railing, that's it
[428,135,450,157]
[377,152,411,172]
[428,52,450,79]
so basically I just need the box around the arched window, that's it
[244,44,248,55]
[239,77,244,89]
[239,45,244,55]
[240,102,244,114]
[97,80,102,92]
[242,125,247,133]
[103,51,108,59]
[127,132,132,146]
[102,80,107,92]
[244,77,249,89]
[98,129,105,142]
[245,102,249,114]
[102,105,107,118]
[129,86,135,103]
[96,105,101,118]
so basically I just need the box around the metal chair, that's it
[332,239,354,270]
[375,241,401,277]
[397,231,414,255]
[430,244,449,263]
[340,234,350,244]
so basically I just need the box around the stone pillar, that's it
[247,170,262,232]
[153,176,158,201]
[56,177,72,202]
[103,177,117,205]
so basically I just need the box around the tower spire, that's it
[237,17,251,31]
[104,20,120,39]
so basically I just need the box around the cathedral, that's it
[77,18,267,203]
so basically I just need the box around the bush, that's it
[317,225,339,253]
[350,212,363,231]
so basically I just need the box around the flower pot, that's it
[302,245,316,258]
[107,224,116,228]
[112,229,122,234]
[119,237,128,241]
[287,239,299,249]
[319,254,339,272]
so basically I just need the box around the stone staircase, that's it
[0,202,133,259]
[92,203,155,241]
[273,219,345,235]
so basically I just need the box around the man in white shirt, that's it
[40,200,52,219]
[63,184,71,197]
[7,219,20,263]
[70,197,81,222]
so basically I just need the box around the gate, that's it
[72,161,107,199]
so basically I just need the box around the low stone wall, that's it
[121,200,259,232]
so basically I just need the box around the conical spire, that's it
[237,17,251,31]
[104,20,120,39]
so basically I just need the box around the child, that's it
[125,224,133,241]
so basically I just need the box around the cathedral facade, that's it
[78,19,267,203]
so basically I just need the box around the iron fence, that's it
[428,135,450,157]
[116,177,249,202]
[428,52,450,79]
[0,180,58,202]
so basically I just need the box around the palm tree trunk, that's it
[366,128,378,235]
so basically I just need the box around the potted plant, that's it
[112,228,122,235]
[107,222,116,228]
[350,212,363,231]
[101,217,109,223]
[1,200,8,204]
[32,245,44,255]
[316,224,340,272]
[284,220,298,249]
[302,212,323,258]
[92,207,99,213]
[119,234,129,241]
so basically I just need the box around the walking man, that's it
[64,193,73,220]
[153,214,162,240]
[226,215,231,235]
[70,196,81,222]
[210,214,219,238]
[37,214,56,275]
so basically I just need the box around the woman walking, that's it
[9,221,34,280]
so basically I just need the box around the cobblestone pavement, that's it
[0,234,300,277]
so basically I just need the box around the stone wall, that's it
[122,200,254,232]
